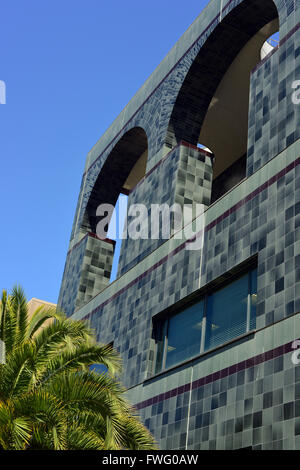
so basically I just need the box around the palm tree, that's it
[0,286,156,450]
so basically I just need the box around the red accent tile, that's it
[134,340,292,410]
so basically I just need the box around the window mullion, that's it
[200,296,207,354]
[162,319,169,370]
[246,272,251,332]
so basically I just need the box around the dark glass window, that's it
[154,268,257,373]
[155,302,204,373]
[165,302,204,370]
[210,154,247,204]
[205,273,249,350]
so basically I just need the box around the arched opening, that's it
[81,127,148,283]
[107,194,128,282]
[205,17,279,203]
[82,127,148,235]
[166,0,279,204]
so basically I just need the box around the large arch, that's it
[82,127,148,234]
[166,0,279,149]
[165,0,279,204]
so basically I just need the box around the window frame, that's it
[153,266,258,374]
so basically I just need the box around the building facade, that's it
[58,0,300,450]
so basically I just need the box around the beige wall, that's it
[199,19,279,179]
[27,298,57,329]
[123,149,148,191]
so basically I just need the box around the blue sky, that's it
[0,0,210,303]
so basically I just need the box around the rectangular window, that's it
[155,302,204,373]
[154,268,257,373]
[205,273,249,350]
[210,154,247,204]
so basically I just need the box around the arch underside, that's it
[166,0,279,149]
[82,127,148,234]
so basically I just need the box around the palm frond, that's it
[0,285,156,450]
[0,289,8,342]
[26,306,62,340]
[11,285,28,347]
